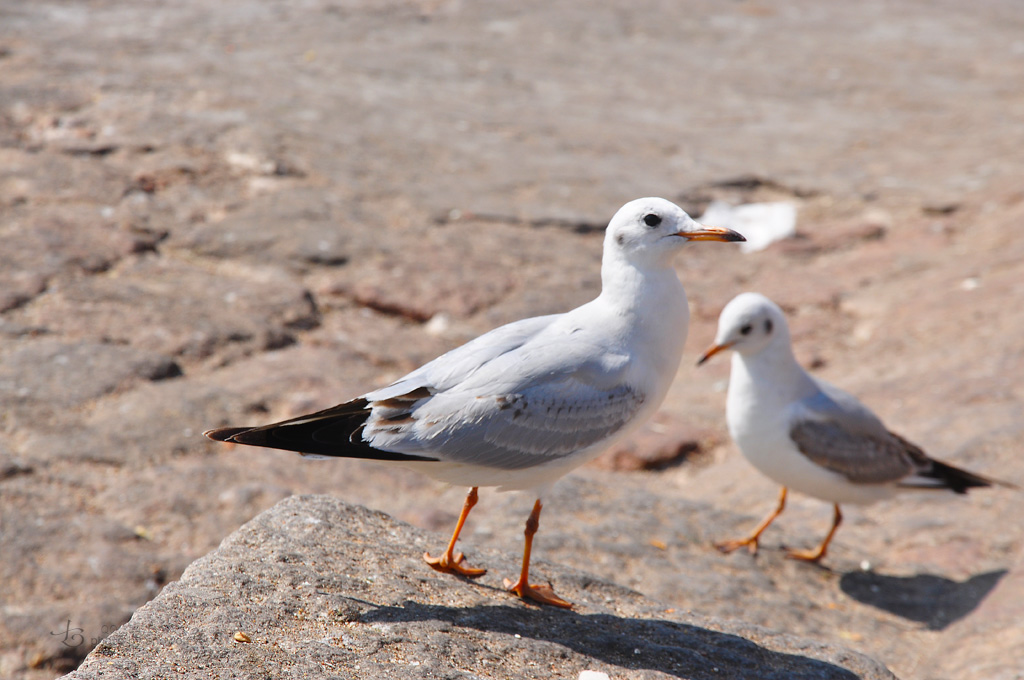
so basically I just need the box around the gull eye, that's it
[643,213,662,228]
[739,324,753,336]
[764,319,773,334]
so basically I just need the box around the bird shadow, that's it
[355,600,864,679]
[838,569,1006,630]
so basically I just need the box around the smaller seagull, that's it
[205,197,744,607]
[698,292,1014,562]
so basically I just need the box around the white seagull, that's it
[698,292,1012,562]
[206,197,744,607]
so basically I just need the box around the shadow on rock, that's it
[360,601,861,680]
[839,569,1006,630]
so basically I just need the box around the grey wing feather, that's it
[360,310,646,469]
[789,378,916,484]
[789,419,917,484]
[809,378,889,437]
[366,378,645,470]
[365,314,559,402]
[477,379,644,467]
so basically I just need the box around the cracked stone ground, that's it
[2,1,1023,678]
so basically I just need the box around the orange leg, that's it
[716,486,788,555]
[424,487,486,577]
[503,500,572,608]
[787,503,842,563]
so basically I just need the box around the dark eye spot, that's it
[764,319,773,334]
[616,234,625,245]
[643,213,662,228]
[739,324,753,336]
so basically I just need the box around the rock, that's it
[0,338,180,428]
[168,187,378,272]
[8,256,318,367]
[63,495,894,680]
[0,488,185,678]
[0,201,143,312]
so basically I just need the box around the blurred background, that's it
[2,1,1023,678]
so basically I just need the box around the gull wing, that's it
[363,324,645,469]
[365,376,644,470]
[207,310,647,468]
[206,314,561,460]
[788,379,918,484]
[789,418,919,484]
[366,314,560,402]
[788,378,1003,491]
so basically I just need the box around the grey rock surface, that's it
[64,495,894,680]
[1,0,1023,678]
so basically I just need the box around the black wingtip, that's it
[204,426,252,442]
[929,459,1016,494]
[200,397,439,463]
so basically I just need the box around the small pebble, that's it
[579,672,610,680]
[233,631,251,643]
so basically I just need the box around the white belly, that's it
[729,403,896,506]
[399,439,611,494]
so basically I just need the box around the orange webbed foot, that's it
[715,536,760,555]
[503,576,573,609]
[785,547,827,563]
[423,551,487,578]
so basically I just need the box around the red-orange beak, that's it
[696,341,735,366]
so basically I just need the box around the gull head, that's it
[606,197,745,268]
[697,292,789,365]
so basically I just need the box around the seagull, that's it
[205,197,744,607]
[698,292,1012,562]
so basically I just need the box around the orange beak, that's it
[682,225,746,242]
[696,341,735,366]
